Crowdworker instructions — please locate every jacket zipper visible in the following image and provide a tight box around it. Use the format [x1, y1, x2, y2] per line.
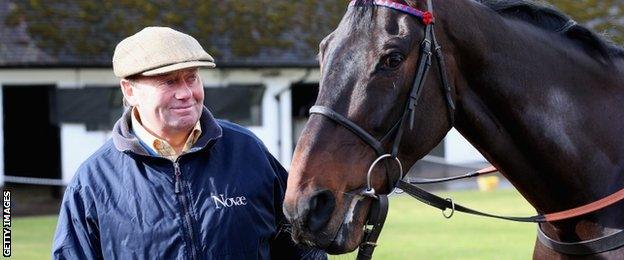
[173, 160, 199, 260]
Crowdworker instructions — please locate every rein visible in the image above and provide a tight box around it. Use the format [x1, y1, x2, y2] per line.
[398, 169, 624, 255]
[312, 0, 624, 258]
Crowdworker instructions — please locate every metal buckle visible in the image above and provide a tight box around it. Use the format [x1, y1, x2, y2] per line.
[361, 188, 378, 199]
[363, 241, 378, 247]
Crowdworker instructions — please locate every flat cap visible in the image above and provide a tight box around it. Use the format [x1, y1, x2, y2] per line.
[112, 26, 215, 78]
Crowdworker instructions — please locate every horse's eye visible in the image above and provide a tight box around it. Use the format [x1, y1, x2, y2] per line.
[381, 53, 404, 70]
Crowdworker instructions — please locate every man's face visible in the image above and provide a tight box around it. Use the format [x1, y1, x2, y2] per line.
[122, 68, 204, 137]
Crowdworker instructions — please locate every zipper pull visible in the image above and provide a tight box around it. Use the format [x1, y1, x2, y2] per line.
[174, 162, 181, 194]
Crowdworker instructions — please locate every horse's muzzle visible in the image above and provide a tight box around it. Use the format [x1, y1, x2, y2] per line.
[284, 189, 336, 245]
[306, 189, 336, 232]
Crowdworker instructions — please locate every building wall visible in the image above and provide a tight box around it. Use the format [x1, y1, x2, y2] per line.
[444, 128, 486, 164]
[61, 124, 111, 184]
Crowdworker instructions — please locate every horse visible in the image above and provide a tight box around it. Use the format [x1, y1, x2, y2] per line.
[282, 0, 624, 258]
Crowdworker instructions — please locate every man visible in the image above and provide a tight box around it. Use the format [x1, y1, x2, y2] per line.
[52, 26, 326, 259]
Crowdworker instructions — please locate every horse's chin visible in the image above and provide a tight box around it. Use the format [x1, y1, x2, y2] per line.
[298, 193, 372, 255]
[324, 218, 366, 254]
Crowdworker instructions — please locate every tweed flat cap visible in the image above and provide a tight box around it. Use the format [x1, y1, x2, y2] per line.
[112, 26, 215, 78]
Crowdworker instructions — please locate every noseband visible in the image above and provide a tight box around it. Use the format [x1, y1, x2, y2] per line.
[309, 0, 456, 259]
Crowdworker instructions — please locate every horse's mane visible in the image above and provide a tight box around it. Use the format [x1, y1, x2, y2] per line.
[477, 0, 624, 61]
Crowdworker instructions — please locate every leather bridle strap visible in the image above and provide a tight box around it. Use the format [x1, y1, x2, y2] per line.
[537, 225, 624, 255]
[309, 106, 385, 156]
[544, 188, 624, 221]
[432, 28, 456, 125]
[405, 22, 434, 133]
[408, 165, 497, 184]
[398, 178, 624, 224]
[356, 195, 389, 260]
[309, 105, 397, 193]
[397, 180, 547, 222]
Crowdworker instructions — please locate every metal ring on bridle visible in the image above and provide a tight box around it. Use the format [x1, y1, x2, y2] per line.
[366, 154, 404, 193]
[443, 198, 455, 219]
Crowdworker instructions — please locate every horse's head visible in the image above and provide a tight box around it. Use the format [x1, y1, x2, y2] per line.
[284, 0, 456, 254]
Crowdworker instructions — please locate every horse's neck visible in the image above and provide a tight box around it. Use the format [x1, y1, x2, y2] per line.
[437, 0, 624, 233]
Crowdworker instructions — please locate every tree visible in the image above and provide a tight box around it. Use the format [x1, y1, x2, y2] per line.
[544, 0, 624, 45]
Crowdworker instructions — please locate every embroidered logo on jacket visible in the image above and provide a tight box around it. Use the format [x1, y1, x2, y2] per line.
[211, 194, 247, 209]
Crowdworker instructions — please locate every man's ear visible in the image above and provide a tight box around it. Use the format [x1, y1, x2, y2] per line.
[120, 79, 137, 106]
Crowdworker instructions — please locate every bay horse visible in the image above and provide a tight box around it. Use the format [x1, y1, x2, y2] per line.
[283, 0, 624, 258]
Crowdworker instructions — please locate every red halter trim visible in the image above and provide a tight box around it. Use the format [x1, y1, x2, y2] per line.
[349, 0, 434, 25]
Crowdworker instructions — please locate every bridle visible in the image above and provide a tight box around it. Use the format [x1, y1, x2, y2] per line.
[309, 0, 624, 259]
[310, 0, 454, 258]
[311, 0, 455, 196]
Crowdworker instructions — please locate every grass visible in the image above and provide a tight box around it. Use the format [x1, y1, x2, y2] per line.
[330, 188, 537, 260]
[12, 215, 57, 260]
[10, 189, 536, 259]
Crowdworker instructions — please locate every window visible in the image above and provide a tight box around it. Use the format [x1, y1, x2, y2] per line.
[203, 85, 265, 126]
[56, 87, 123, 131]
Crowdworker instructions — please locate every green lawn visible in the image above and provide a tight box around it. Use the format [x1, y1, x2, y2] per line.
[12, 215, 57, 260]
[330, 189, 537, 260]
[12, 189, 536, 259]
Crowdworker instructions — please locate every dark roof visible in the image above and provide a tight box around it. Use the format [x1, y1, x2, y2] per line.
[0, 1, 348, 68]
[0, 1, 55, 66]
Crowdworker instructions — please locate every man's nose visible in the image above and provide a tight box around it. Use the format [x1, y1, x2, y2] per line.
[174, 84, 193, 99]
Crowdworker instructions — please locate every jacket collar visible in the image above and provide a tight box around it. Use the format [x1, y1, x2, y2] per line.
[112, 106, 223, 156]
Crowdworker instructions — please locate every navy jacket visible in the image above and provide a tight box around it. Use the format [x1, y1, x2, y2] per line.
[52, 107, 325, 259]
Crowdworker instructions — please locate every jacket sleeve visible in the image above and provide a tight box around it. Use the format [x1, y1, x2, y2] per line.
[52, 185, 102, 259]
[267, 153, 328, 260]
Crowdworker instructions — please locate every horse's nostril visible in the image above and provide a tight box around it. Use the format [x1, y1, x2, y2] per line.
[307, 190, 335, 232]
